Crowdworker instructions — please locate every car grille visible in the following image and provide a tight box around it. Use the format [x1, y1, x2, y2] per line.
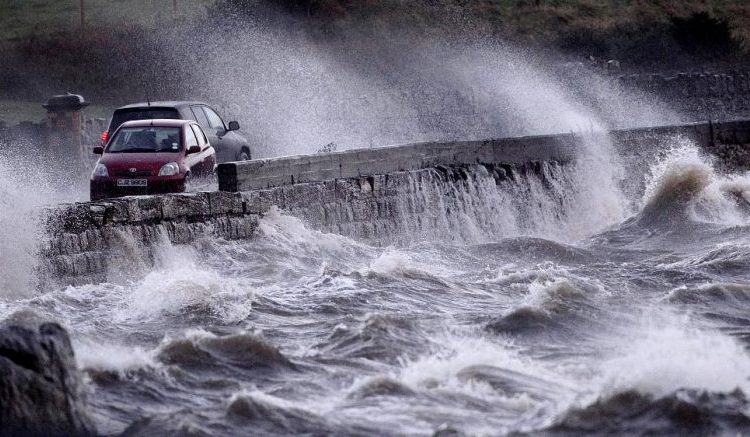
[113, 169, 154, 177]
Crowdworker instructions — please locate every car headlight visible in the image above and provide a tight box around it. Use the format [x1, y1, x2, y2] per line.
[158, 162, 180, 176]
[93, 163, 108, 177]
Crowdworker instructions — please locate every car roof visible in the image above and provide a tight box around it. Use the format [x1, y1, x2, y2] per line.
[115, 101, 208, 110]
[119, 119, 195, 128]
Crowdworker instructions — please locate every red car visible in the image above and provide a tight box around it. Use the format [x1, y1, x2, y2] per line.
[90, 119, 216, 201]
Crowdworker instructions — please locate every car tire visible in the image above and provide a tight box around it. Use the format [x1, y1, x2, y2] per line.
[239, 148, 251, 161]
[184, 172, 192, 192]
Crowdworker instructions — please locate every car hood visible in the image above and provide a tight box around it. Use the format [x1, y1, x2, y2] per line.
[99, 152, 182, 174]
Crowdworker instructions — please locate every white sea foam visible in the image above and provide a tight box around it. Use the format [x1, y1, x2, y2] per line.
[0, 146, 86, 297]
[597, 319, 750, 398]
[104, 236, 255, 323]
[369, 251, 414, 275]
[75, 340, 158, 375]
[258, 206, 371, 257]
[639, 142, 750, 226]
[397, 335, 570, 397]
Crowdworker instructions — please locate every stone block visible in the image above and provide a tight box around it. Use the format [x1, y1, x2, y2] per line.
[207, 191, 243, 215]
[101, 200, 130, 225]
[70, 253, 93, 275]
[297, 168, 339, 183]
[170, 221, 198, 244]
[258, 189, 280, 212]
[125, 196, 162, 222]
[84, 252, 105, 273]
[88, 204, 106, 226]
[217, 162, 238, 192]
[241, 191, 262, 214]
[57, 204, 95, 234]
[245, 174, 290, 191]
[304, 205, 325, 225]
[492, 134, 575, 165]
[453, 141, 492, 165]
[338, 160, 363, 179]
[226, 216, 257, 239]
[370, 174, 386, 197]
[162, 193, 210, 220]
[354, 159, 380, 176]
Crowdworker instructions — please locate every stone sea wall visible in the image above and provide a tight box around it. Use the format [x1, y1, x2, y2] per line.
[41, 191, 256, 287]
[40, 120, 750, 287]
[41, 162, 559, 287]
[219, 120, 750, 193]
[217, 133, 577, 191]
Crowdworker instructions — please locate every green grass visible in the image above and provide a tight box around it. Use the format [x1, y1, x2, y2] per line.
[0, 0, 216, 42]
[231, 0, 750, 53]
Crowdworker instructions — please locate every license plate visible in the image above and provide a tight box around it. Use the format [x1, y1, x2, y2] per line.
[117, 179, 147, 187]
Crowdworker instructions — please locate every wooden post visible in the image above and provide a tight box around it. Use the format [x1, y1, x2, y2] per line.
[79, 0, 85, 38]
[173, 0, 177, 18]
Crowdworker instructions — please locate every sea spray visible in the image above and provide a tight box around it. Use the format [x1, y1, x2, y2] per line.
[0, 144, 85, 296]
[639, 142, 750, 227]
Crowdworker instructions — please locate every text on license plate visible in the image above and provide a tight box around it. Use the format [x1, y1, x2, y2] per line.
[117, 179, 147, 187]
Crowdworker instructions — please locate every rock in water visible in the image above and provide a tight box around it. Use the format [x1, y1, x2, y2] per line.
[0, 319, 95, 436]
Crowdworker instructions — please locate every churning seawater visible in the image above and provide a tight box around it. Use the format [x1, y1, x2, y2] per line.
[3, 135, 750, 436]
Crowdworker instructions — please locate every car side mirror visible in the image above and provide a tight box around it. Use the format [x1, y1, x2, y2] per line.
[228, 121, 240, 131]
[186, 145, 201, 154]
[93, 146, 104, 155]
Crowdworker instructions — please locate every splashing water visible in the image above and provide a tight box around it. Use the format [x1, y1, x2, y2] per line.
[1, 17, 749, 435]
[0, 144, 86, 297]
[637, 143, 750, 227]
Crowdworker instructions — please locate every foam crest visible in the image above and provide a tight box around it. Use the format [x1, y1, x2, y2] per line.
[369, 251, 413, 275]
[75, 340, 158, 375]
[523, 278, 588, 311]
[365, 249, 451, 284]
[117, 239, 254, 323]
[598, 320, 750, 398]
[226, 389, 331, 433]
[258, 206, 371, 257]
[637, 143, 750, 227]
[155, 328, 293, 370]
[694, 172, 750, 225]
[397, 335, 566, 398]
[639, 144, 712, 221]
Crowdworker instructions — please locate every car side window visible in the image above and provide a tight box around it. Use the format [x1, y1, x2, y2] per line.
[185, 126, 199, 149]
[203, 107, 226, 131]
[191, 106, 210, 130]
[191, 124, 208, 147]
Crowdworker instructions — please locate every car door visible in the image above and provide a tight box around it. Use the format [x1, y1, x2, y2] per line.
[183, 124, 202, 175]
[203, 106, 240, 163]
[190, 124, 215, 176]
[189, 105, 226, 162]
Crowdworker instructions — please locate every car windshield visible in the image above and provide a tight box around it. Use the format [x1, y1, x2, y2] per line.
[107, 127, 182, 153]
[110, 108, 181, 132]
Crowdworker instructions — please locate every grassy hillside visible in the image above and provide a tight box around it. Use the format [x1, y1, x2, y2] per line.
[0, 0, 215, 42]
[222, 0, 750, 66]
[2, 0, 750, 107]
[242, 0, 750, 47]
[4, 0, 750, 58]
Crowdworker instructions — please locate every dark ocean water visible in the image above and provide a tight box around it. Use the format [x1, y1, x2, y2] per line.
[2, 139, 750, 436]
